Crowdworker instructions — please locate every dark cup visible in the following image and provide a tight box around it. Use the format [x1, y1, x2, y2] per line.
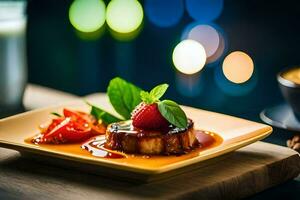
[277, 66, 300, 120]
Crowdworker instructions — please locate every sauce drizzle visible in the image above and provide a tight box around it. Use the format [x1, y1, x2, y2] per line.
[81, 129, 219, 158]
[81, 136, 126, 159]
[25, 129, 223, 168]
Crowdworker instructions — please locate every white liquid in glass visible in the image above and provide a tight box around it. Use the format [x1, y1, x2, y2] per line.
[0, 2, 26, 112]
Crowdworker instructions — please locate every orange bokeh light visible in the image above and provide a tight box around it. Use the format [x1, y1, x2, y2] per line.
[222, 51, 254, 84]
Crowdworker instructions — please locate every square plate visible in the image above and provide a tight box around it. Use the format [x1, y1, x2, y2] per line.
[0, 100, 272, 182]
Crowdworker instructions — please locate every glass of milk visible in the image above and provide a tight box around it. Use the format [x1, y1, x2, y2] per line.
[0, 1, 27, 117]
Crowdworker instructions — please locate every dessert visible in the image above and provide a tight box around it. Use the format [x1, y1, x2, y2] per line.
[105, 119, 198, 155]
[28, 77, 221, 158]
[102, 82, 198, 155]
[103, 82, 215, 155]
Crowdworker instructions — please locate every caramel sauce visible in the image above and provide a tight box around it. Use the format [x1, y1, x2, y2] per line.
[25, 130, 223, 168]
[107, 119, 194, 137]
[82, 135, 126, 159]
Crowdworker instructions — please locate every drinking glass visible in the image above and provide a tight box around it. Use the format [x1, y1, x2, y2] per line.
[0, 1, 27, 117]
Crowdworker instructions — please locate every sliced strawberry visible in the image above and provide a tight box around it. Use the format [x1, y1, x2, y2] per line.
[34, 109, 105, 144]
[131, 103, 170, 130]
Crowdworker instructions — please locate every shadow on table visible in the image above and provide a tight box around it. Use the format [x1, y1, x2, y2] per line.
[247, 180, 300, 200]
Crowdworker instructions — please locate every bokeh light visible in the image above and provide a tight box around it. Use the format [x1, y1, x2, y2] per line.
[106, 0, 143, 34]
[181, 23, 227, 65]
[188, 25, 219, 57]
[206, 33, 226, 64]
[69, 0, 106, 33]
[215, 64, 258, 96]
[145, 0, 184, 28]
[172, 40, 207, 75]
[185, 0, 223, 22]
[222, 51, 254, 83]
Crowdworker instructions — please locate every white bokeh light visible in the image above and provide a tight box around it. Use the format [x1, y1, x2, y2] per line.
[172, 40, 207, 75]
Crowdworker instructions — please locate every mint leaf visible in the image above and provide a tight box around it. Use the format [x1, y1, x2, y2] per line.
[149, 84, 169, 100]
[158, 100, 187, 128]
[51, 112, 62, 117]
[140, 91, 153, 104]
[107, 77, 142, 119]
[140, 83, 169, 104]
[90, 104, 121, 125]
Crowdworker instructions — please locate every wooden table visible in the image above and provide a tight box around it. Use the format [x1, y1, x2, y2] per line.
[0, 84, 299, 200]
[0, 142, 299, 200]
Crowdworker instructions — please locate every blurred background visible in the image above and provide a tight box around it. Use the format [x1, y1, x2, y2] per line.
[1, 1, 300, 196]
[20, 0, 300, 121]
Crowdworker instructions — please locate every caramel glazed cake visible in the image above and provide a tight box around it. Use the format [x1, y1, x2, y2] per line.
[105, 119, 200, 155]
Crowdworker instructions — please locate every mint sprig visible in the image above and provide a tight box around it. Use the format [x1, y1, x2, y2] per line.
[88, 77, 188, 129]
[140, 84, 169, 104]
[88, 77, 142, 124]
[107, 77, 142, 119]
[140, 83, 188, 128]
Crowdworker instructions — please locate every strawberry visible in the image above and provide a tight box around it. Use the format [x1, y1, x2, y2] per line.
[131, 83, 187, 130]
[131, 102, 170, 130]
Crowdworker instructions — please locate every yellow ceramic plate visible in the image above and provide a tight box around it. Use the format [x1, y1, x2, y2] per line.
[0, 100, 272, 181]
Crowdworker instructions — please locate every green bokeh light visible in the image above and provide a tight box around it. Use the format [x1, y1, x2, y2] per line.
[106, 0, 143, 34]
[69, 0, 106, 33]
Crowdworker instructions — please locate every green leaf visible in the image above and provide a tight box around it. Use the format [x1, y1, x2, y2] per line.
[107, 77, 142, 119]
[90, 104, 121, 125]
[149, 84, 169, 100]
[158, 100, 187, 128]
[50, 112, 62, 117]
[140, 83, 169, 104]
[140, 91, 153, 104]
